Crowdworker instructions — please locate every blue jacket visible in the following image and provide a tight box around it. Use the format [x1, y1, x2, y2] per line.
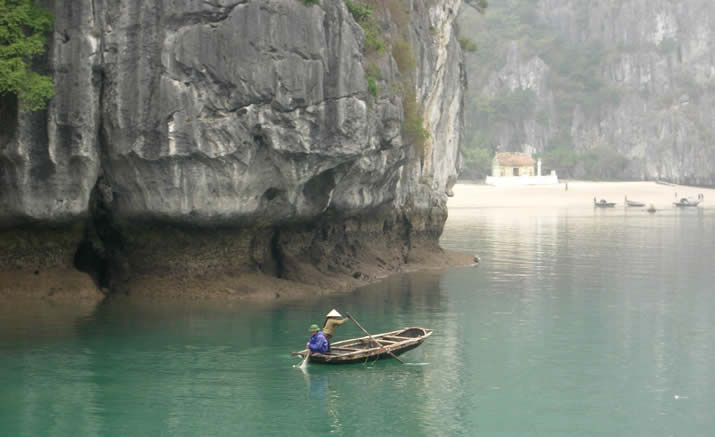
[308, 331, 329, 354]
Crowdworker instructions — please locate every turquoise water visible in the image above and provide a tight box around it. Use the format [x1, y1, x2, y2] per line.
[2, 205, 715, 436]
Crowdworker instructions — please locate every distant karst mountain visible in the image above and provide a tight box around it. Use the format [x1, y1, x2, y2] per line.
[459, 0, 715, 185]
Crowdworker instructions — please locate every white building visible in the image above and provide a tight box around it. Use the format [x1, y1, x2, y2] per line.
[485, 152, 558, 186]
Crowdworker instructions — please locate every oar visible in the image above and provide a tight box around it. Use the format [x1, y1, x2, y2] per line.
[346, 313, 404, 364]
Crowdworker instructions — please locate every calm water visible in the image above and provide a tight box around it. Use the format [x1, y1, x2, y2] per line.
[2, 205, 715, 436]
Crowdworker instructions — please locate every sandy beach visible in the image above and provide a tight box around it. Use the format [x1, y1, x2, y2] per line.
[448, 181, 714, 210]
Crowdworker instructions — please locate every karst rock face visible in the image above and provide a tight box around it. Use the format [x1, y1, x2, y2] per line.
[461, 0, 714, 185]
[0, 0, 465, 295]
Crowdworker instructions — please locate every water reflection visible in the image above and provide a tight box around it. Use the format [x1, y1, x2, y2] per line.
[0, 299, 100, 345]
[1, 206, 715, 435]
[441, 204, 715, 435]
[299, 370, 344, 433]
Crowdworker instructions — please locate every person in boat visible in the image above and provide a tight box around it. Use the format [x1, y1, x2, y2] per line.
[322, 309, 350, 351]
[307, 324, 329, 354]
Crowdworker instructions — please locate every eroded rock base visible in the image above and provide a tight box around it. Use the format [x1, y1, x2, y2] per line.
[0, 207, 471, 301]
[0, 227, 105, 301]
[106, 206, 471, 299]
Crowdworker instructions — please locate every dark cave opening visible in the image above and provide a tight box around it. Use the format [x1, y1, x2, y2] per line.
[73, 238, 110, 289]
[270, 229, 285, 279]
[72, 176, 123, 291]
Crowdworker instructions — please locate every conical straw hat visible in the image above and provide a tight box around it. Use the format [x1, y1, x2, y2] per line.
[326, 309, 342, 318]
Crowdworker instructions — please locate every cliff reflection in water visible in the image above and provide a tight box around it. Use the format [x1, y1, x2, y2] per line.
[0, 272, 460, 436]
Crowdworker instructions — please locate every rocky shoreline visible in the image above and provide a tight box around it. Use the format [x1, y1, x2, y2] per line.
[104, 247, 474, 302]
[1, 205, 473, 302]
[0, 239, 473, 303]
[1, 226, 105, 302]
[0, 250, 473, 303]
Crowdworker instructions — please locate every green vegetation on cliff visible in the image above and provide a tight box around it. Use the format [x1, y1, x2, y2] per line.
[344, 0, 430, 167]
[0, 0, 55, 111]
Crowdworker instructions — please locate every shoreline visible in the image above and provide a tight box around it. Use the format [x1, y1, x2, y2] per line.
[448, 180, 714, 210]
[5, 180, 710, 304]
[1, 207, 476, 303]
[99, 247, 475, 302]
[0, 247, 474, 304]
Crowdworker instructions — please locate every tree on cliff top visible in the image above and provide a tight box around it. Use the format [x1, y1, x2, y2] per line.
[0, 0, 55, 111]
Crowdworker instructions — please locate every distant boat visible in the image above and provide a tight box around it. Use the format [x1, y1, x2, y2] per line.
[673, 195, 702, 207]
[594, 197, 616, 208]
[647, 204, 657, 213]
[625, 196, 645, 207]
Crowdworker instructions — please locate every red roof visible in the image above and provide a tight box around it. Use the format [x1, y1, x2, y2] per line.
[495, 152, 535, 167]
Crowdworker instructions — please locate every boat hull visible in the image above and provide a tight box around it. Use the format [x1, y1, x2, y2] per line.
[674, 196, 703, 207]
[294, 327, 432, 365]
[308, 341, 425, 364]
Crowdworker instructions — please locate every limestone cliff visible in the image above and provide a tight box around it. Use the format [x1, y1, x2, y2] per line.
[0, 0, 466, 298]
[460, 0, 714, 185]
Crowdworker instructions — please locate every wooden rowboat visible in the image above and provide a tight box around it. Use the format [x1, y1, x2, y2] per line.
[293, 327, 432, 364]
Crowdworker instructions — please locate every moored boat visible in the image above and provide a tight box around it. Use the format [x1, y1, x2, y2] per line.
[673, 196, 701, 207]
[594, 197, 616, 208]
[293, 327, 432, 364]
[625, 196, 645, 207]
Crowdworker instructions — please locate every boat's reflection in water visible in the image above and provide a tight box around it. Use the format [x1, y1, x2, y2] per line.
[300, 369, 344, 434]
